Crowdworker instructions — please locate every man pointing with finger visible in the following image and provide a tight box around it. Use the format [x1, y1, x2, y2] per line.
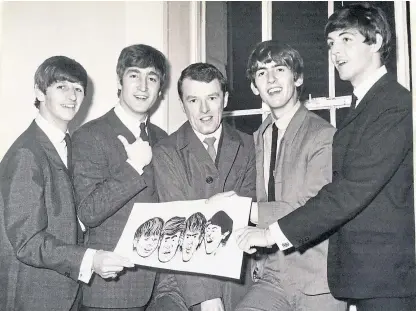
[71, 44, 168, 311]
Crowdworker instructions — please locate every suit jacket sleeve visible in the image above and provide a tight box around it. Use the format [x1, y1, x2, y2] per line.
[71, 129, 148, 227]
[3, 149, 85, 281]
[258, 126, 335, 227]
[279, 102, 412, 248]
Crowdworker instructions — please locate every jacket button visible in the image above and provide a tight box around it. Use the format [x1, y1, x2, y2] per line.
[333, 171, 338, 178]
[206, 176, 214, 184]
[64, 272, 70, 277]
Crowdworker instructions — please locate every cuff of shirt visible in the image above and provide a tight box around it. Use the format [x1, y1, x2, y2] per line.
[126, 159, 144, 175]
[78, 248, 97, 283]
[268, 222, 293, 250]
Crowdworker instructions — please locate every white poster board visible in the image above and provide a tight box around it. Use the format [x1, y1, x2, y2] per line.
[114, 196, 252, 279]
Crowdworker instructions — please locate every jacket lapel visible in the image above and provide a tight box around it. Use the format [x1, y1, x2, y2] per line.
[106, 108, 136, 144]
[337, 73, 391, 131]
[216, 122, 243, 190]
[253, 115, 273, 202]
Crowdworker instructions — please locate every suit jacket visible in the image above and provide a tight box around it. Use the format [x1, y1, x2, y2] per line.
[254, 105, 336, 295]
[279, 73, 415, 299]
[71, 108, 167, 308]
[0, 121, 86, 311]
[149, 121, 256, 309]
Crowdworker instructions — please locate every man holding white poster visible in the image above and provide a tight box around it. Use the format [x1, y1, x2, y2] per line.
[147, 63, 256, 311]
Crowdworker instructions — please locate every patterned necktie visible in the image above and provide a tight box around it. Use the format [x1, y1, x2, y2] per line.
[350, 94, 358, 110]
[268, 124, 278, 202]
[139, 122, 149, 142]
[204, 137, 217, 163]
[64, 133, 72, 172]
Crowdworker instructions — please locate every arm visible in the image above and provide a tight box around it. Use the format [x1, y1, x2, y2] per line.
[279, 104, 412, 248]
[3, 149, 85, 280]
[71, 130, 148, 227]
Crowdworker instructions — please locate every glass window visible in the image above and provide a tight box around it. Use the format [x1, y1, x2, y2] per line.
[272, 1, 329, 101]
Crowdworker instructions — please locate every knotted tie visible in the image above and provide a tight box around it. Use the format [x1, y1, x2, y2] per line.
[350, 94, 358, 110]
[268, 124, 278, 202]
[64, 133, 72, 172]
[204, 137, 217, 163]
[139, 122, 149, 142]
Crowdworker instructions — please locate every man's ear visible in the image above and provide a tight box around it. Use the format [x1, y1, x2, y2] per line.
[117, 77, 122, 90]
[34, 85, 45, 102]
[223, 91, 229, 109]
[294, 74, 304, 87]
[179, 99, 186, 113]
[250, 82, 260, 96]
[372, 33, 383, 54]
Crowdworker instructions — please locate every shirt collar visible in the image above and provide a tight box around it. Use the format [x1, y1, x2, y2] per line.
[114, 103, 148, 136]
[353, 65, 387, 102]
[35, 113, 67, 146]
[192, 123, 223, 145]
[272, 101, 301, 130]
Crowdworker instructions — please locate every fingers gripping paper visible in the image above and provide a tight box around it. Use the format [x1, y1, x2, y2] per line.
[114, 196, 252, 279]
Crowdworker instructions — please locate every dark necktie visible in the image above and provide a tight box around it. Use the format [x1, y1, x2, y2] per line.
[204, 137, 217, 163]
[268, 124, 278, 202]
[139, 122, 149, 142]
[350, 94, 358, 110]
[64, 133, 72, 172]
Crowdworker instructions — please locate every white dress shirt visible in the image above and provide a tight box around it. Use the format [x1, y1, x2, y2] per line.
[35, 114, 95, 283]
[272, 65, 389, 251]
[193, 124, 223, 156]
[114, 104, 148, 174]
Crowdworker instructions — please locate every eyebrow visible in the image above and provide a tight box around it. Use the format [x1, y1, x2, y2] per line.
[327, 30, 357, 39]
[208, 92, 220, 97]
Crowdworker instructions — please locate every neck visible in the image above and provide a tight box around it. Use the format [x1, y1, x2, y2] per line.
[351, 58, 382, 89]
[270, 96, 298, 120]
[39, 108, 68, 133]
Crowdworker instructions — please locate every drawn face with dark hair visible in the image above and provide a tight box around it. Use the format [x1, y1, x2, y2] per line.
[182, 229, 203, 262]
[158, 231, 182, 263]
[204, 223, 230, 254]
[133, 234, 160, 258]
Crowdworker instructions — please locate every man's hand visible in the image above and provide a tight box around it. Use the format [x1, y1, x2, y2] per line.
[118, 135, 152, 168]
[234, 226, 275, 254]
[200, 298, 225, 311]
[205, 191, 237, 204]
[92, 250, 134, 279]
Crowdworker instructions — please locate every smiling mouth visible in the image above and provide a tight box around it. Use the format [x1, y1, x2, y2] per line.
[267, 87, 282, 95]
[134, 95, 148, 100]
[200, 116, 212, 122]
[62, 104, 76, 108]
[336, 60, 347, 66]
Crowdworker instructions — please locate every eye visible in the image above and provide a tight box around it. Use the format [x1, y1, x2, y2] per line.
[343, 37, 352, 43]
[56, 84, 65, 90]
[148, 76, 159, 83]
[276, 67, 285, 72]
[208, 96, 217, 101]
[256, 71, 265, 78]
[327, 41, 334, 49]
[75, 87, 84, 93]
[129, 73, 138, 79]
[189, 99, 197, 104]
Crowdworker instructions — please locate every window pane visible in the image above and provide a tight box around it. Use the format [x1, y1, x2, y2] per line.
[223, 114, 262, 135]
[272, 2, 329, 101]
[205, 1, 262, 111]
[333, 1, 397, 96]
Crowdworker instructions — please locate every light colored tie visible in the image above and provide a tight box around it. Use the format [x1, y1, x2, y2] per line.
[204, 137, 217, 162]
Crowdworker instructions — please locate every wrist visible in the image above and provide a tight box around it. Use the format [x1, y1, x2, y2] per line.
[264, 228, 275, 246]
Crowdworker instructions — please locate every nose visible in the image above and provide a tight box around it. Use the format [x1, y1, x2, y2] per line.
[68, 87, 77, 101]
[200, 99, 209, 113]
[267, 69, 276, 84]
[138, 77, 147, 92]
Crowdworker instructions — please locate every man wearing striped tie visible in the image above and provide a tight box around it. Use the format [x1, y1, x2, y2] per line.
[147, 63, 256, 311]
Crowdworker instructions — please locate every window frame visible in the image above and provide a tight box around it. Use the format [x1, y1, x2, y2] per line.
[194, 1, 411, 128]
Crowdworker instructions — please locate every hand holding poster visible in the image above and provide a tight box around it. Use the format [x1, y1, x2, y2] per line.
[114, 196, 252, 279]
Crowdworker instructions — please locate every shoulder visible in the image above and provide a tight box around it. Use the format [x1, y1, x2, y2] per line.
[303, 110, 336, 136]
[377, 78, 411, 109]
[148, 122, 168, 140]
[72, 111, 112, 141]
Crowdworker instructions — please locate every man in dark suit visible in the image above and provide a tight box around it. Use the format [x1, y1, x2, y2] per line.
[147, 63, 256, 311]
[71, 44, 168, 311]
[0, 56, 133, 311]
[236, 3, 415, 311]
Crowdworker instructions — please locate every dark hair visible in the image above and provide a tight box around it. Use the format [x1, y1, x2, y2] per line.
[177, 63, 228, 101]
[246, 40, 304, 89]
[34, 56, 87, 108]
[185, 212, 207, 234]
[325, 3, 391, 64]
[116, 44, 168, 97]
[134, 217, 164, 239]
[162, 216, 186, 236]
[207, 210, 233, 244]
